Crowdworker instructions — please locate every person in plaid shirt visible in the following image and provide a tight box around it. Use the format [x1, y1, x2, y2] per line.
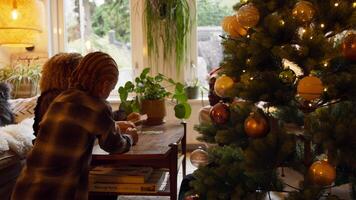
[11, 52, 137, 200]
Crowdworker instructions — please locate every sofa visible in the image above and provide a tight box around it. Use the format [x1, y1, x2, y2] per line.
[0, 96, 37, 199]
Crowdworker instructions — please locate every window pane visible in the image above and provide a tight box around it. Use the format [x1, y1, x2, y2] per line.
[196, 0, 237, 89]
[64, 0, 132, 92]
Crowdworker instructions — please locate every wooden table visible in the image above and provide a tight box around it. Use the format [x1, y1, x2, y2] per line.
[90, 121, 187, 200]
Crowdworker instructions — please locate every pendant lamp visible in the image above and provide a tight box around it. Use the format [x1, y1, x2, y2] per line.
[0, 0, 45, 47]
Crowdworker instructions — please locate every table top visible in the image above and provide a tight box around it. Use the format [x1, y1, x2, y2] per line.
[92, 121, 184, 160]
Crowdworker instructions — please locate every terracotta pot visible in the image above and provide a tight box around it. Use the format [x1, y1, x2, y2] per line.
[141, 99, 166, 126]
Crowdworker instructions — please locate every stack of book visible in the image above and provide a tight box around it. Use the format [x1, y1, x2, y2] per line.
[89, 166, 168, 193]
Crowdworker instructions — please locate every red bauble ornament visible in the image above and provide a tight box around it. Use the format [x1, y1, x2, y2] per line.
[244, 112, 270, 138]
[342, 33, 356, 61]
[209, 102, 230, 125]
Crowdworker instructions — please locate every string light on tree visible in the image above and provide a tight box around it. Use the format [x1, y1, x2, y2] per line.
[308, 160, 336, 186]
[292, 1, 315, 24]
[236, 3, 260, 28]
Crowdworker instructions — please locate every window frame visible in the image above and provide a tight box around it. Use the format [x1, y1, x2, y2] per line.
[48, 0, 201, 98]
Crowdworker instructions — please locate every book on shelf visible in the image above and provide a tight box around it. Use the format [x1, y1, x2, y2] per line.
[89, 166, 153, 184]
[89, 169, 168, 193]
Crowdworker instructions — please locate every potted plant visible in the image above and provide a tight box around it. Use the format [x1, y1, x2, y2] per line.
[144, 0, 193, 74]
[184, 78, 200, 99]
[0, 63, 41, 98]
[119, 68, 191, 125]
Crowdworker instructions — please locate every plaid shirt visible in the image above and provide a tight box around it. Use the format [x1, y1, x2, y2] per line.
[11, 89, 132, 200]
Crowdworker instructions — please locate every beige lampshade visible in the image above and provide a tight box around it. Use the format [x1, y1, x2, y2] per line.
[0, 0, 45, 47]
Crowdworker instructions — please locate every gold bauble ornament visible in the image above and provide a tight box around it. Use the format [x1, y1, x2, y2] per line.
[214, 75, 235, 98]
[308, 160, 336, 186]
[342, 33, 356, 61]
[221, 16, 247, 37]
[236, 3, 260, 28]
[297, 76, 324, 101]
[279, 69, 296, 84]
[244, 112, 270, 138]
[292, 1, 315, 23]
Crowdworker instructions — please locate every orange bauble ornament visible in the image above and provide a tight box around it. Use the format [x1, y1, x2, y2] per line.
[214, 75, 234, 97]
[342, 33, 356, 61]
[236, 3, 260, 28]
[221, 16, 247, 37]
[308, 160, 336, 186]
[244, 112, 270, 138]
[297, 76, 324, 101]
[292, 1, 315, 23]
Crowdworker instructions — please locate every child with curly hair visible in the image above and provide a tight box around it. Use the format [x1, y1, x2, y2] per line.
[11, 52, 138, 200]
[33, 52, 83, 136]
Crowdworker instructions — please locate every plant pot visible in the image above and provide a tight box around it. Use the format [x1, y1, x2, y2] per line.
[141, 99, 166, 126]
[185, 86, 199, 99]
[9, 78, 38, 99]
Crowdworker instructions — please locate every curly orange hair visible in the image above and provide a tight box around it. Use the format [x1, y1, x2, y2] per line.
[40, 53, 82, 92]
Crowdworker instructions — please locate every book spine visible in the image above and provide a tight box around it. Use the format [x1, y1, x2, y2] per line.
[89, 176, 144, 184]
[89, 183, 157, 193]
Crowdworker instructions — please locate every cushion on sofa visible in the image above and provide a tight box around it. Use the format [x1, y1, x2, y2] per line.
[8, 96, 37, 123]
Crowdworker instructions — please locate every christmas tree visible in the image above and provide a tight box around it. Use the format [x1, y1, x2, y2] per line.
[188, 0, 356, 199]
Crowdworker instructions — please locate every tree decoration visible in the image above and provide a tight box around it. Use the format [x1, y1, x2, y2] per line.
[221, 16, 247, 37]
[279, 69, 297, 84]
[190, 148, 209, 168]
[297, 76, 324, 101]
[342, 33, 356, 61]
[198, 107, 212, 124]
[236, 3, 260, 28]
[210, 102, 230, 125]
[308, 160, 336, 186]
[244, 112, 270, 138]
[214, 74, 235, 97]
[292, 1, 315, 24]
[184, 194, 200, 200]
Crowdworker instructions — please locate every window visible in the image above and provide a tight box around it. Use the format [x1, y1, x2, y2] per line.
[63, 0, 132, 90]
[195, 0, 237, 88]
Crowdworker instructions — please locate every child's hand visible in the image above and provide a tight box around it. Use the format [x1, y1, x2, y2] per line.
[126, 128, 139, 145]
[116, 121, 136, 132]
[127, 112, 141, 123]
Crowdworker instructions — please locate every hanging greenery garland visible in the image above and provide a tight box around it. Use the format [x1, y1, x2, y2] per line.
[144, 0, 193, 75]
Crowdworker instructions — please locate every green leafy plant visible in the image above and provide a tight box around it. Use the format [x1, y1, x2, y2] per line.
[144, 0, 193, 75]
[119, 68, 191, 119]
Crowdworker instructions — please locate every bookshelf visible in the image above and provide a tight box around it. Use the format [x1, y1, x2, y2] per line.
[90, 121, 187, 200]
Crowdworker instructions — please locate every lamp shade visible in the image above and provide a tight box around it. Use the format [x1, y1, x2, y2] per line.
[0, 0, 45, 47]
